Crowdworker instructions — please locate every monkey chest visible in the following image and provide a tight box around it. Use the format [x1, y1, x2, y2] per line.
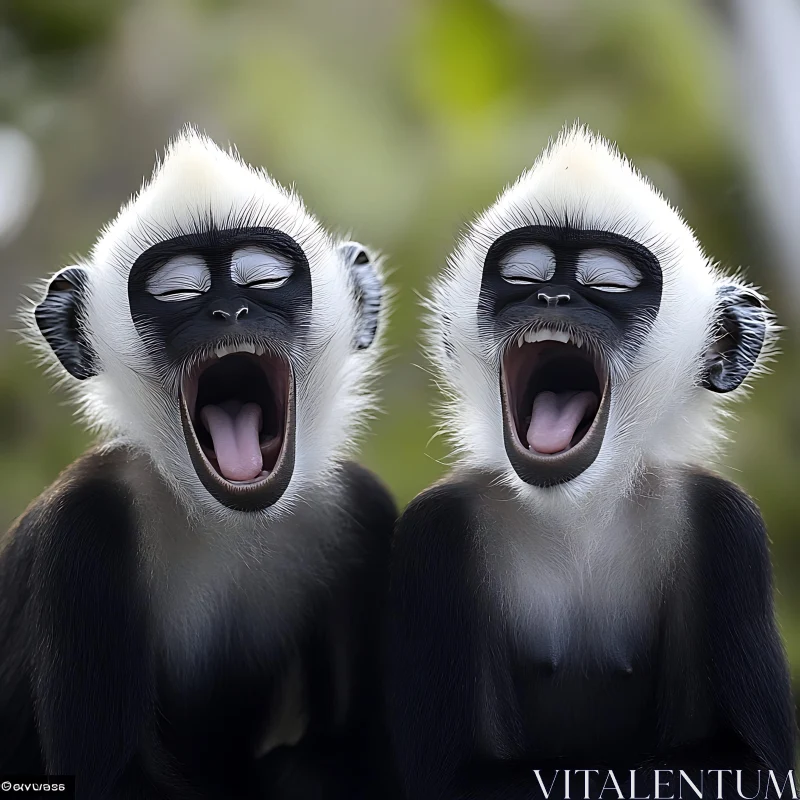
[153, 568, 317, 758]
[511, 650, 658, 761]
[502, 557, 663, 760]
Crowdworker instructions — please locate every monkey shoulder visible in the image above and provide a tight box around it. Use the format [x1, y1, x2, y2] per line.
[682, 467, 769, 563]
[0, 447, 134, 649]
[683, 467, 764, 523]
[4, 446, 147, 648]
[8, 446, 140, 550]
[396, 474, 483, 531]
[680, 470, 795, 769]
[320, 461, 398, 578]
[337, 461, 397, 534]
[671, 468, 783, 705]
[392, 475, 488, 584]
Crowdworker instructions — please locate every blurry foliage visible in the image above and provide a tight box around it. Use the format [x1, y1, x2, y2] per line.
[0, 348, 88, 527]
[0, 0, 799, 684]
[406, 0, 524, 119]
[2, 0, 127, 55]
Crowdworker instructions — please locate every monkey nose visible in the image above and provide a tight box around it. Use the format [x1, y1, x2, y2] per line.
[536, 291, 571, 308]
[210, 303, 250, 322]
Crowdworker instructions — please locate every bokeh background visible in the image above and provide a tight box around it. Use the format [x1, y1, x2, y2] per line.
[1, 0, 799, 706]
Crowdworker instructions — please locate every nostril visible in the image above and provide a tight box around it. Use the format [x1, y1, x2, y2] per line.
[537, 292, 571, 308]
[211, 306, 249, 322]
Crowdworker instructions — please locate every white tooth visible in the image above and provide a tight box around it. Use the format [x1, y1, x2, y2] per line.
[239, 342, 256, 354]
[255, 343, 265, 356]
[521, 328, 584, 346]
[215, 346, 226, 358]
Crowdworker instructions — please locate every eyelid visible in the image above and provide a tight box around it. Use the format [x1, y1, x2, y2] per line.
[146, 255, 210, 299]
[246, 277, 289, 288]
[499, 244, 556, 284]
[152, 290, 205, 302]
[231, 247, 293, 287]
[587, 285, 631, 293]
[575, 249, 641, 291]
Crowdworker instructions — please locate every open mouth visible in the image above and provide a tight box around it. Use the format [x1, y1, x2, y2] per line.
[179, 345, 295, 511]
[500, 329, 610, 487]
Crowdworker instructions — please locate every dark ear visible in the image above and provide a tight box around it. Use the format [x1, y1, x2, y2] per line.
[702, 285, 767, 393]
[339, 241, 382, 350]
[34, 266, 98, 380]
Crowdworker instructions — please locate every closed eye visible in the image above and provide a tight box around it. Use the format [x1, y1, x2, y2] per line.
[147, 255, 210, 302]
[244, 276, 289, 290]
[503, 274, 540, 285]
[232, 247, 292, 289]
[576, 249, 641, 292]
[582, 283, 635, 293]
[153, 289, 206, 301]
[499, 244, 556, 285]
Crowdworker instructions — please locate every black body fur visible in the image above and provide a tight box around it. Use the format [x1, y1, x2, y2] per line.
[0, 448, 398, 799]
[387, 469, 796, 799]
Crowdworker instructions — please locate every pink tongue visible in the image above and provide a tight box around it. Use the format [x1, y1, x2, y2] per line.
[200, 400, 264, 482]
[526, 391, 597, 455]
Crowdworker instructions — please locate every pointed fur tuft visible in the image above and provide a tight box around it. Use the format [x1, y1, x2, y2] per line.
[20, 126, 387, 521]
[425, 124, 777, 513]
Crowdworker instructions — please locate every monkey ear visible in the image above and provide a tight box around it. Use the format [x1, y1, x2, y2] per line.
[339, 241, 382, 350]
[702, 285, 767, 393]
[34, 266, 99, 380]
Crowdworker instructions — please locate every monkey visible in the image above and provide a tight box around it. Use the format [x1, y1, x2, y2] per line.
[0, 128, 398, 799]
[387, 126, 797, 799]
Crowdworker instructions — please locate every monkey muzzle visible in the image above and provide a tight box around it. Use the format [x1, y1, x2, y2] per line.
[500, 331, 610, 487]
[179, 347, 295, 511]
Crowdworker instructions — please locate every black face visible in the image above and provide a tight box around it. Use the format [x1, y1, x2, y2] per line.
[128, 227, 311, 512]
[480, 226, 663, 487]
[128, 227, 311, 365]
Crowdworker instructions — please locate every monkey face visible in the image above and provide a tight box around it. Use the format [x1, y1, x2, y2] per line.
[479, 227, 662, 487]
[428, 127, 773, 501]
[124, 228, 310, 511]
[31, 130, 385, 519]
[125, 228, 310, 511]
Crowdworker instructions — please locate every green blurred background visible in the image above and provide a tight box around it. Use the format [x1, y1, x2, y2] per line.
[1, 0, 798, 703]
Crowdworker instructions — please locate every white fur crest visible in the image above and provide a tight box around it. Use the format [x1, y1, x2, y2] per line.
[426, 124, 776, 516]
[24, 126, 386, 523]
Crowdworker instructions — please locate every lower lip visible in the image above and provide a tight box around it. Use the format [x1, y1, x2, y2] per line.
[178, 374, 297, 511]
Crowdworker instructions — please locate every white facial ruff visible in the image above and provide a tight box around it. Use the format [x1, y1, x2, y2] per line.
[23, 126, 387, 524]
[426, 124, 776, 519]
